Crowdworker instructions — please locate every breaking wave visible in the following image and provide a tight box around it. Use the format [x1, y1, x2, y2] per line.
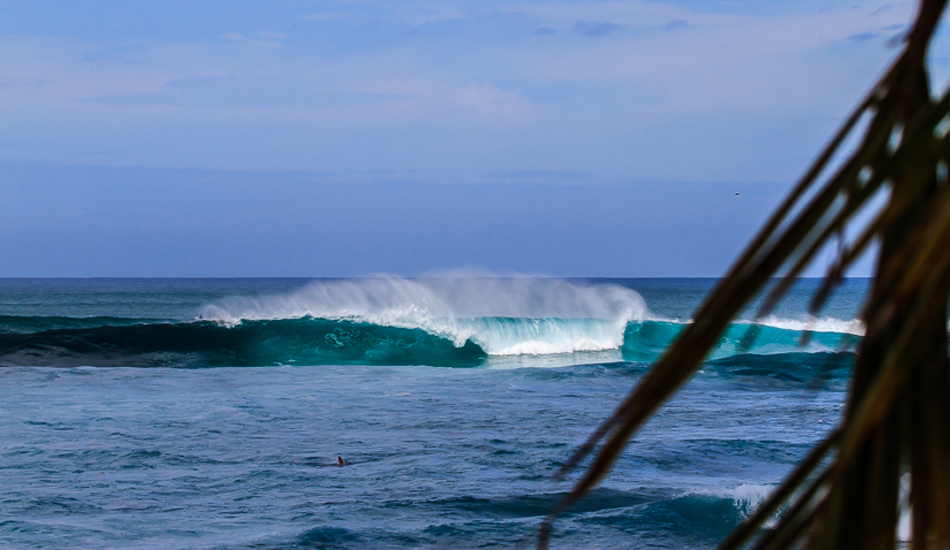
[0, 277, 862, 368]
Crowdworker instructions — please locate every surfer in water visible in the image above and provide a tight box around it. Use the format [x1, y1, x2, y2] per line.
[337, 456, 350, 466]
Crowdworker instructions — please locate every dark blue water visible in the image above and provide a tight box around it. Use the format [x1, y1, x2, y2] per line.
[0, 278, 860, 549]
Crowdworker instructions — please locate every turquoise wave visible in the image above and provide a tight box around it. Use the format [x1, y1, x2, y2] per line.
[291, 487, 758, 549]
[621, 321, 860, 362]
[0, 315, 860, 369]
[0, 318, 486, 368]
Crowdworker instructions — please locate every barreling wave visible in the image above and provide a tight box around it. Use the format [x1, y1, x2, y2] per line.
[0, 318, 486, 368]
[0, 316, 861, 369]
[0, 278, 864, 369]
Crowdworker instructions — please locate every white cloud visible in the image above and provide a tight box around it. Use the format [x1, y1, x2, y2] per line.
[221, 32, 246, 41]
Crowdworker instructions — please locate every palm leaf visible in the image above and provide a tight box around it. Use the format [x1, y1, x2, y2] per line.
[540, 0, 950, 548]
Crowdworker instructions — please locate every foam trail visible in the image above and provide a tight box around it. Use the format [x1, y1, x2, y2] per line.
[750, 315, 865, 336]
[201, 276, 651, 356]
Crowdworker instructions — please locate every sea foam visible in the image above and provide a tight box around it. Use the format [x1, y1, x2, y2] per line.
[750, 315, 865, 336]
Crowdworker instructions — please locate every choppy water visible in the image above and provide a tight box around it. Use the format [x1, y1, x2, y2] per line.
[0, 277, 862, 549]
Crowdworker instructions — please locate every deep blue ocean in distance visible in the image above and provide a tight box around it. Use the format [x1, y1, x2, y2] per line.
[0, 277, 867, 549]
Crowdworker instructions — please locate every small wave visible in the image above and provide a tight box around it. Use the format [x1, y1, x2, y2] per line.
[692, 483, 774, 518]
[296, 526, 361, 547]
[579, 491, 749, 542]
[0, 315, 161, 335]
[703, 352, 854, 386]
[410, 488, 654, 519]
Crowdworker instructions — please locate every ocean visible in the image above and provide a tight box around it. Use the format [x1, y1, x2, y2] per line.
[0, 277, 865, 549]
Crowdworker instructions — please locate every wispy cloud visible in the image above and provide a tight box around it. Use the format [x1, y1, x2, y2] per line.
[88, 75, 408, 109]
[872, 4, 894, 15]
[0, 77, 52, 89]
[572, 21, 623, 37]
[664, 19, 687, 31]
[848, 31, 879, 42]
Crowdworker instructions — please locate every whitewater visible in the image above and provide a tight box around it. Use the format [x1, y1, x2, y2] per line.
[0, 277, 864, 549]
[200, 276, 652, 355]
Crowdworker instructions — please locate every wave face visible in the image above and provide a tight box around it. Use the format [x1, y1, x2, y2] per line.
[620, 320, 860, 362]
[0, 277, 864, 368]
[0, 318, 486, 368]
[0, 318, 859, 370]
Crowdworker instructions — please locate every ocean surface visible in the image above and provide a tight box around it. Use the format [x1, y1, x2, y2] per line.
[0, 277, 866, 549]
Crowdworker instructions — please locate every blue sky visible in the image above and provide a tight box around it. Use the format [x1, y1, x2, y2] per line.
[1, 0, 944, 276]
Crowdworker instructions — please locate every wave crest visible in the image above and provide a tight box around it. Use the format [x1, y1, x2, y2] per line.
[201, 277, 651, 355]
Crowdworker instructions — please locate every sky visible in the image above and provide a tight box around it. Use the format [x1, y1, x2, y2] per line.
[1, 0, 946, 277]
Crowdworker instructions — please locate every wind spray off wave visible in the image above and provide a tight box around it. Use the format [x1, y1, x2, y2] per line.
[200, 276, 652, 356]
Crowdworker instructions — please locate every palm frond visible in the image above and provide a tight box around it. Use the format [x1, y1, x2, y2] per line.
[540, 1, 950, 548]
